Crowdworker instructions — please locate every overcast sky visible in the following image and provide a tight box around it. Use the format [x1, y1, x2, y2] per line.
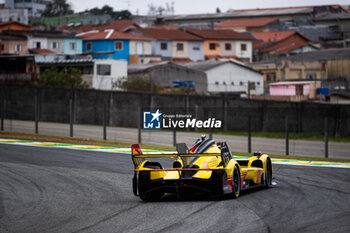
[67, 0, 350, 15]
[0, 0, 348, 15]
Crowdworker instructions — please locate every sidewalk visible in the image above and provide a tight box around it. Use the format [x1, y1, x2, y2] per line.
[2, 119, 349, 159]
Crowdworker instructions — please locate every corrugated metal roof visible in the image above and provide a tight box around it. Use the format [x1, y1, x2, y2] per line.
[270, 81, 321, 86]
[161, 8, 313, 21]
[128, 62, 204, 74]
[182, 59, 261, 74]
[37, 59, 95, 64]
[215, 18, 278, 28]
[284, 48, 350, 61]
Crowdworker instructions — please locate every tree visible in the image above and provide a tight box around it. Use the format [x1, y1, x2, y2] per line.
[35, 67, 88, 89]
[43, 0, 74, 17]
[216, 7, 221, 13]
[114, 76, 163, 92]
[86, 5, 132, 19]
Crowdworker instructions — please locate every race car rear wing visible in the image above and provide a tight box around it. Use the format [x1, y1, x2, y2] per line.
[131, 142, 232, 169]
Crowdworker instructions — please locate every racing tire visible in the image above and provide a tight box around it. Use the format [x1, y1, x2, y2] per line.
[231, 166, 241, 199]
[138, 165, 164, 201]
[264, 159, 272, 188]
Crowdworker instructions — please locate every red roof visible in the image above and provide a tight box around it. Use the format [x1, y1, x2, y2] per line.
[215, 18, 278, 28]
[170, 58, 193, 63]
[0, 22, 31, 29]
[29, 49, 55, 54]
[252, 31, 310, 54]
[184, 28, 254, 40]
[136, 28, 202, 41]
[205, 55, 242, 61]
[108, 20, 137, 30]
[60, 20, 139, 33]
[80, 30, 152, 41]
[152, 25, 180, 30]
[252, 31, 298, 42]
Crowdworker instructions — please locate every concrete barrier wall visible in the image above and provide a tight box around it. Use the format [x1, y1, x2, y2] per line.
[1, 85, 349, 137]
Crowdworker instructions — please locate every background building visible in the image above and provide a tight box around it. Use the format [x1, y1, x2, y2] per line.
[5, 0, 49, 18]
[128, 62, 207, 93]
[183, 60, 263, 95]
[0, 8, 28, 24]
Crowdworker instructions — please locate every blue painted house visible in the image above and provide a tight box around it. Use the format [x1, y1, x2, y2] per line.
[64, 37, 83, 54]
[81, 30, 150, 63]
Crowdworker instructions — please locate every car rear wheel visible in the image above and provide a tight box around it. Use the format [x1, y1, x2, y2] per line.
[139, 164, 164, 201]
[232, 167, 241, 198]
[264, 159, 272, 188]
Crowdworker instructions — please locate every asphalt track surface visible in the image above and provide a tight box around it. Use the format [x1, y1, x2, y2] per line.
[0, 144, 350, 233]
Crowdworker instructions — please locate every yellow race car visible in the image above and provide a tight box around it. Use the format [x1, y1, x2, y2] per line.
[131, 135, 273, 200]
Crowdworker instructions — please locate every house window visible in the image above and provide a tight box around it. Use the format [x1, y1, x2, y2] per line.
[15, 44, 22, 52]
[51, 42, 58, 49]
[1, 44, 4, 51]
[215, 81, 219, 85]
[69, 42, 76, 50]
[193, 45, 200, 51]
[240, 81, 243, 86]
[306, 73, 316, 80]
[86, 42, 92, 51]
[176, 43, 184, 51]
[266, 73, 276, 82]
[115, 41, 123, 50]
[35, 42, 41, 49]
[240, 43, 247, 51]
[160, 42, 167, 50]
[209, 43, 216, 50]
[231, 81, 234, 85]
[97, 64, 111, 76]
[225, 43, 231, 50]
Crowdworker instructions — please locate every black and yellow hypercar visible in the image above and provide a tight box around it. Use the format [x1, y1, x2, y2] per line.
[131, 135, 273, 200]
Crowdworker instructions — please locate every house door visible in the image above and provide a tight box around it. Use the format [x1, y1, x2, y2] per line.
[296, 85, 303, 95]
[136, 42, 143, 54]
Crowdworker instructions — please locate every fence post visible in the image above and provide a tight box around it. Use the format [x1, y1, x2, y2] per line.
[224, 96, 228, 131]
[103, 101, 107, 140]
[209, 111, 213, 139]
[285, 115, 289, 155]
[138, 106, 142, 144]
[35, 94, 38, 134]
[69, 99, 73, 137]
[324, 117, 328, 158]
[248, 115, 251, 153]
[1, 98, 4, 131]
[173, 126, 177, 147]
